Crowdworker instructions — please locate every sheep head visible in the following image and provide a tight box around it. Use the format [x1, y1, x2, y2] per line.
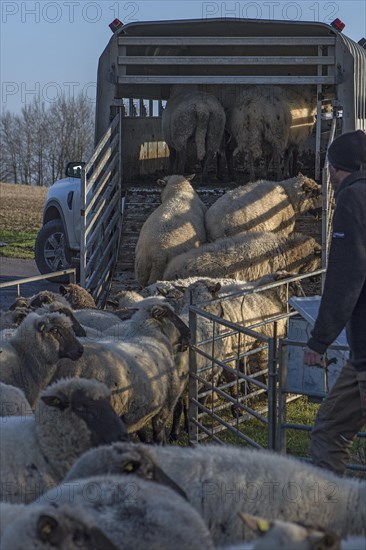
[151, 304, 191, 352]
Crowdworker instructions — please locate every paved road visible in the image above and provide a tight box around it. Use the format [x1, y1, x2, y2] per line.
[0, 257, 61, 310]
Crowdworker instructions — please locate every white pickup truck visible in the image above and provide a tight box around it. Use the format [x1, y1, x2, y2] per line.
[35, 162, 83, 281]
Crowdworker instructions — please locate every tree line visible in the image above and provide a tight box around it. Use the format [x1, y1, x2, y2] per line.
[0, 95, 94, 186]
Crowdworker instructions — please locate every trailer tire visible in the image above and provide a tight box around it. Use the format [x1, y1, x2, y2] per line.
[35, 219, 78, 283]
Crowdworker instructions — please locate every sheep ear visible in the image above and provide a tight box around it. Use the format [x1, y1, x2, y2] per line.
[152, 464, 188, 501]
[37, 515, 59, 542]
[41, 395, 67, 410]
[120, 459, 141, 474]
[59, 285, 67, 296]
[208, 282, 221, 294]
[14, 310, 28, 325]
[157, 177, 167, 186]
[151, 305, 167, 320]
[186, 173, 196, 182]
[237, 512, 271, 534]
[37, 321, 46, 333]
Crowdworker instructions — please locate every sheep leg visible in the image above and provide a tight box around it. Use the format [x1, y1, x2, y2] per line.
[169, 398, 183, 441]
[152, 410, 171, 444]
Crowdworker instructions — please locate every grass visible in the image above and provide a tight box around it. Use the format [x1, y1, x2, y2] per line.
[0, 182, 47, 259]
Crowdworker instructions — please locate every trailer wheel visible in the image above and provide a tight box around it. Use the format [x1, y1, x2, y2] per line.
[35, 219, 77, 283]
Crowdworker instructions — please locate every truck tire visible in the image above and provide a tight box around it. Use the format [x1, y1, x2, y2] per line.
[35, 219, 78, 283]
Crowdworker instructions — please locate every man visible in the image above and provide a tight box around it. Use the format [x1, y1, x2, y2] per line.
[303, 129, 366, 476]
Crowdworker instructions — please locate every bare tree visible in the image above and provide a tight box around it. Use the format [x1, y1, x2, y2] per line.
[0, 94, 94, 185]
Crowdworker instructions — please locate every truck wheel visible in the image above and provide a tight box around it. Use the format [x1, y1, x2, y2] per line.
[35, 219, 77, 283]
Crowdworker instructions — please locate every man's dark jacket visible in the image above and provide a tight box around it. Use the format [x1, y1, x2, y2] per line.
[307, 171, 366, 371]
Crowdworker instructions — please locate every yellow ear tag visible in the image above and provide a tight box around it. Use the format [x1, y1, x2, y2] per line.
[41, 522, 53, 535]
[257, 519, 270, 532]
[122, 461, 135, 472]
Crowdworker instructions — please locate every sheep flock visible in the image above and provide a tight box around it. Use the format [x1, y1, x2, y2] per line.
[1, 85, 361, 548]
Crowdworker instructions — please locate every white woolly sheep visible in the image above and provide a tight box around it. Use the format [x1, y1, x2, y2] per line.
[205, 174, 322, 242]
[0, 382, 32, 416]
[0, 311, 84, 407]
[162, 85, 226, 177]
[135, 174, 207, 286]
[7, 475, 215, 550]
[279, 86, 318, 177]
[52, 302, 191, 442]
[228, 86, 291, 180]
[163, 231, 321, 282]
[0, 502, 29, 538]
[64, 442, 366, 546]
[0, 377, 128, 503]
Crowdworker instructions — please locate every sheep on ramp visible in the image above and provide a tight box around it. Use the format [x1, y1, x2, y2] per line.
[65, 442, 366, 546]
[52, 302, 191, 442]
[163, 231, 321, 282]
[135, 174, 207, 286]
[205, 174, 322, 241]
[0, 311, 83, 407]
[162, 85, 226, 177]
[0, 377, 128, 503]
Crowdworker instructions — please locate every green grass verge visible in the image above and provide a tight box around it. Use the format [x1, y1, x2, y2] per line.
[0, 230, 38, 260]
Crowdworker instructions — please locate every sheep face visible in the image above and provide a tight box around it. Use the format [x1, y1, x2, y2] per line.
[39, 302, 86, 337]
[151, 304, 191, 352]
[1, 505, 119, 550]
[66, 442, 186, 500]
[34, 313, 84, 361]
[36, 379, 128, 478]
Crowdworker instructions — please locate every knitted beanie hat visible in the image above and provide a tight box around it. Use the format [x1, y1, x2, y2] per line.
[327, 130, 366, 172]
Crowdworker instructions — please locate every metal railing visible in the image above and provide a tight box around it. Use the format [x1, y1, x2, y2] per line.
[80, 112, 123, 306]
[0, 269, 77, 297]
[187, 273, 365, 472]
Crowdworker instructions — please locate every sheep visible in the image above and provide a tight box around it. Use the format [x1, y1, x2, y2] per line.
[0, 382, 32, 416]
[30, 284, 97, 310]
[72, 308, 129, 337]
[228, 86, 291, 180]
[51, 302, 191, 442]
[3, 476, 214, 550]
[0, 503, 120, 549]
[34, 300, 87, 337]
[162, 85, 226, 177]
[0, 307, 28, 330]
[279, 85, 318, 177]
[221, 513, 340, 550]
[163, 231, 321, 282]
[0, 502, 29, 538]
[135, 174, 207, 286]
[0, 311, 84, 407]
[205, 174, 322, 242]
[0, 377, 128, 503]
[59, 282, 97, 309]
[64, 442, 366, 546]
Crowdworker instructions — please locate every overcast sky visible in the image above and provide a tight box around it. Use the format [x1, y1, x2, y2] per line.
[1, 0, 365, 113]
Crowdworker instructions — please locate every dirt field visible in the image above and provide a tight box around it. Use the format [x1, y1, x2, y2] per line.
[0, 182, 47, 233]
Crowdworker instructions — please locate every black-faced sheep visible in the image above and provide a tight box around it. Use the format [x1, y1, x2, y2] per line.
[163, 231, 321, 282]
[52, 302, 190, 442]
[0, 311, 84, 407]
[162, 85, 226, 177]
[0, 377, 128, 503]
[0, 503, 120, 549]
[15, 476, 214, 550]
[135, 174, 207, 286]
[64, 442, 366, 546]
[205, 174, 322, 242]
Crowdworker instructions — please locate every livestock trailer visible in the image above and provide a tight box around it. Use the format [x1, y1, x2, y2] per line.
[80, 17, 365, 302]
